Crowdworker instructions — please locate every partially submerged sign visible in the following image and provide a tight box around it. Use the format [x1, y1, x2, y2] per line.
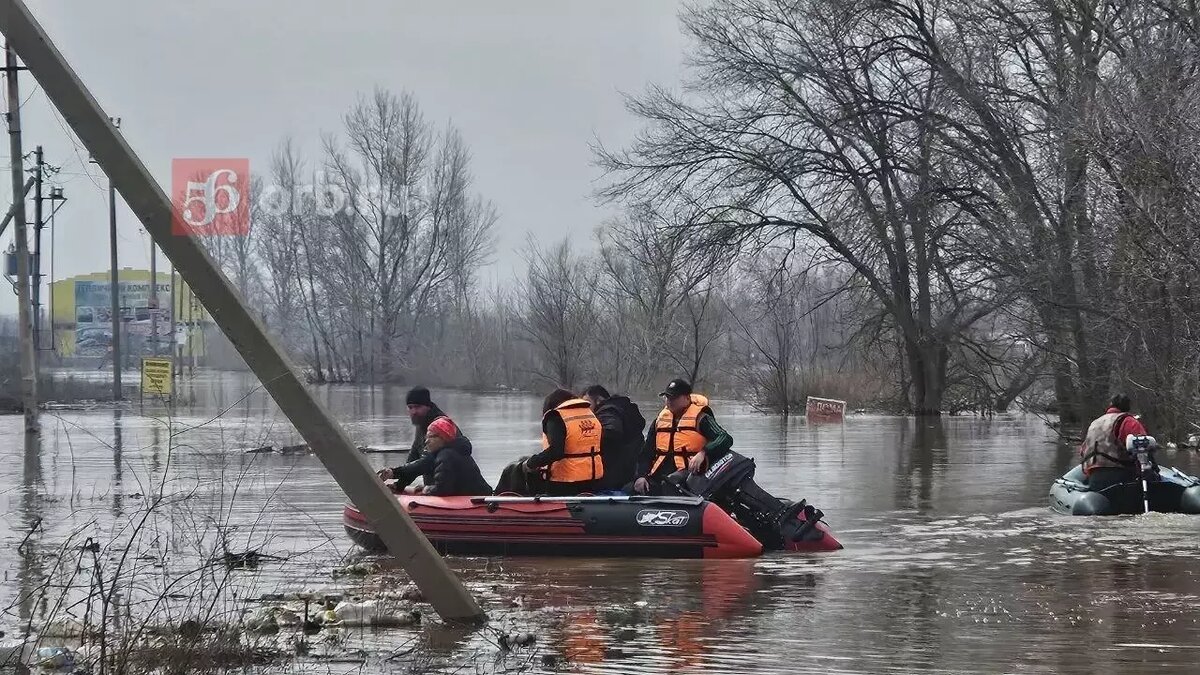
[806, 396, 846, 422]
[141, 356, 173, 396]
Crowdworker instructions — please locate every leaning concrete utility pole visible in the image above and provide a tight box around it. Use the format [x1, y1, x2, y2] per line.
[0, 0, 483, 621]
[4, 40, 37, 433]
[0, 173, 33, 238]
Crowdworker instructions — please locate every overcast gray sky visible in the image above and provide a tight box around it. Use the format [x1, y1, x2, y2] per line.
[1, 0, 689, 313]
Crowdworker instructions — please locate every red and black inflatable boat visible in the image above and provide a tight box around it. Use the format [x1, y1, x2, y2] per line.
[343, 494, 841, 559]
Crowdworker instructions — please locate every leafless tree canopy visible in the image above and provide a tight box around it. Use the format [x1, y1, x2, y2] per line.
[186, 4, 1200, 434]
[576, 0, 1200, 433]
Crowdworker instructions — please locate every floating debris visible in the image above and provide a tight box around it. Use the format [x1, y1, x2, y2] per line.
[35, 646, 75, 669]
[329, 600, 420, 627]
[497, 629, 537, 651]
[332, 562, 380, 577]
[245, 607, 280, 634]
[275, 609, 302, 628]
[223, 550, 261, 570]
[178, 619, 204, 639]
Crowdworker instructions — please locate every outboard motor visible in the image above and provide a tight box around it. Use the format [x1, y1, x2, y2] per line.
[665, 451, 838, 550]
[1127, 435, 1158, 478]
[1127, 434, 1159, 514]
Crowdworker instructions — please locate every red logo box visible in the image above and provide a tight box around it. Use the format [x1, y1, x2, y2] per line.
[171, 158, 250, 236]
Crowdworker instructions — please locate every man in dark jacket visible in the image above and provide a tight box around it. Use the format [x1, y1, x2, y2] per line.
[404, 386, 470, 463]
[379, 417, 492, 496]
[583, 384, 646, 491]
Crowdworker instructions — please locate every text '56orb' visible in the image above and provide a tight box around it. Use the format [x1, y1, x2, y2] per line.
[171, 158, 250, 236]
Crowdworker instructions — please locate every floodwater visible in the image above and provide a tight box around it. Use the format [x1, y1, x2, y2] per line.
[4, 371, 1200, 674]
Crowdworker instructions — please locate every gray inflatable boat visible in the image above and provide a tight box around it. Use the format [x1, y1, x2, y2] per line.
[1050, 465, 1200, 516]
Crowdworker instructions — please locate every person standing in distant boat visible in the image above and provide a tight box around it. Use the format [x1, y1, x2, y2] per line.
[1079, 393, 1154, 489]
[632, 378, 732, 495]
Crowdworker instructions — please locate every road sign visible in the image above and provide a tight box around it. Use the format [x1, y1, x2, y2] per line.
[141, 356, 173, 396]
[805, 396, 846, 423]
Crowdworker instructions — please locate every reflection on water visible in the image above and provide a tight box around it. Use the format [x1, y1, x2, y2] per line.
[17, 432, 44, 627]
[2, 372, 1200, 673]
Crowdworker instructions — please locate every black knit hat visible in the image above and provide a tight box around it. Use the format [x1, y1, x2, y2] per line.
[406, 386, 433, 407]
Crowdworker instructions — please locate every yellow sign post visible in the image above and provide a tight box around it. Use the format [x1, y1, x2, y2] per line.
[140, 356, 173, 397]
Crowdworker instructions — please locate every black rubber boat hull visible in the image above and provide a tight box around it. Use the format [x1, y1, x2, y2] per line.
[1049, 465, 1200, 516]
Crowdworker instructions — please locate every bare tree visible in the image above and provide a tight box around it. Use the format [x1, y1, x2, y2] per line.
[598, 0, 1005, 414]
[319, 88, 496, 382]
[517, 237, 599, 389]
[668, 281, 727, 387]
[595, 203, 727, 389]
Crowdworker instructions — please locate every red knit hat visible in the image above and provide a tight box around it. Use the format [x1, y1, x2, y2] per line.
[427, 416, 457, 442]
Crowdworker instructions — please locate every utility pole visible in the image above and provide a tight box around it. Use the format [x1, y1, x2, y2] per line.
[170, 264, 179, 377]
[188, 285, 195, 375]
[5, 40, 37, 433]
[170, 263, 176, 389]
[106, 117, 121, 400]
[41, 183, 64, 354]
[30, 144, 40, 349]
[149, 234, 157, 356]
[0, 0, 482, 622]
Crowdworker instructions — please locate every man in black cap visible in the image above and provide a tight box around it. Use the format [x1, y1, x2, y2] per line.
[402, 386, 468, 464]
[631, 378, 732, 495]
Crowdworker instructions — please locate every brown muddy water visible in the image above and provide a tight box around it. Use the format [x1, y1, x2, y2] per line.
[4, 371, 1200, 674]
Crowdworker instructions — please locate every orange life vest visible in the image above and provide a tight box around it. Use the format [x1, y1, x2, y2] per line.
[542, 398, 604, 483]
[652, 394, 710, 474]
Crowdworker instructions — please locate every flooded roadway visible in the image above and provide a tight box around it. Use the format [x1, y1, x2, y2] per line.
[4, 372, 1200, 673]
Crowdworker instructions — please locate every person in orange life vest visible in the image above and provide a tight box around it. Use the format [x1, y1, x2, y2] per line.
[377, 417, 492, 496]
[523, 388, 606, 496]
[1079, 393, 1152, 490]
[632, 378, 733, 495]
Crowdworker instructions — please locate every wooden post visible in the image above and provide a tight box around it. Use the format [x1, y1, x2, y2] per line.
[0, 0, 483, 621]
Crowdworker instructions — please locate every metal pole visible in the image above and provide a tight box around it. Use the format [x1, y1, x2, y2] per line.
[170, 264, 178, 377]
[188, 286, 194, 375]
[149, 234, 157, 356]
[108, 172, 120, 399]
[48, 198, 54, 354]
[5, 41, 37, 432]
[0, 0, 482, 621]
[30, 144, 40, 350]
